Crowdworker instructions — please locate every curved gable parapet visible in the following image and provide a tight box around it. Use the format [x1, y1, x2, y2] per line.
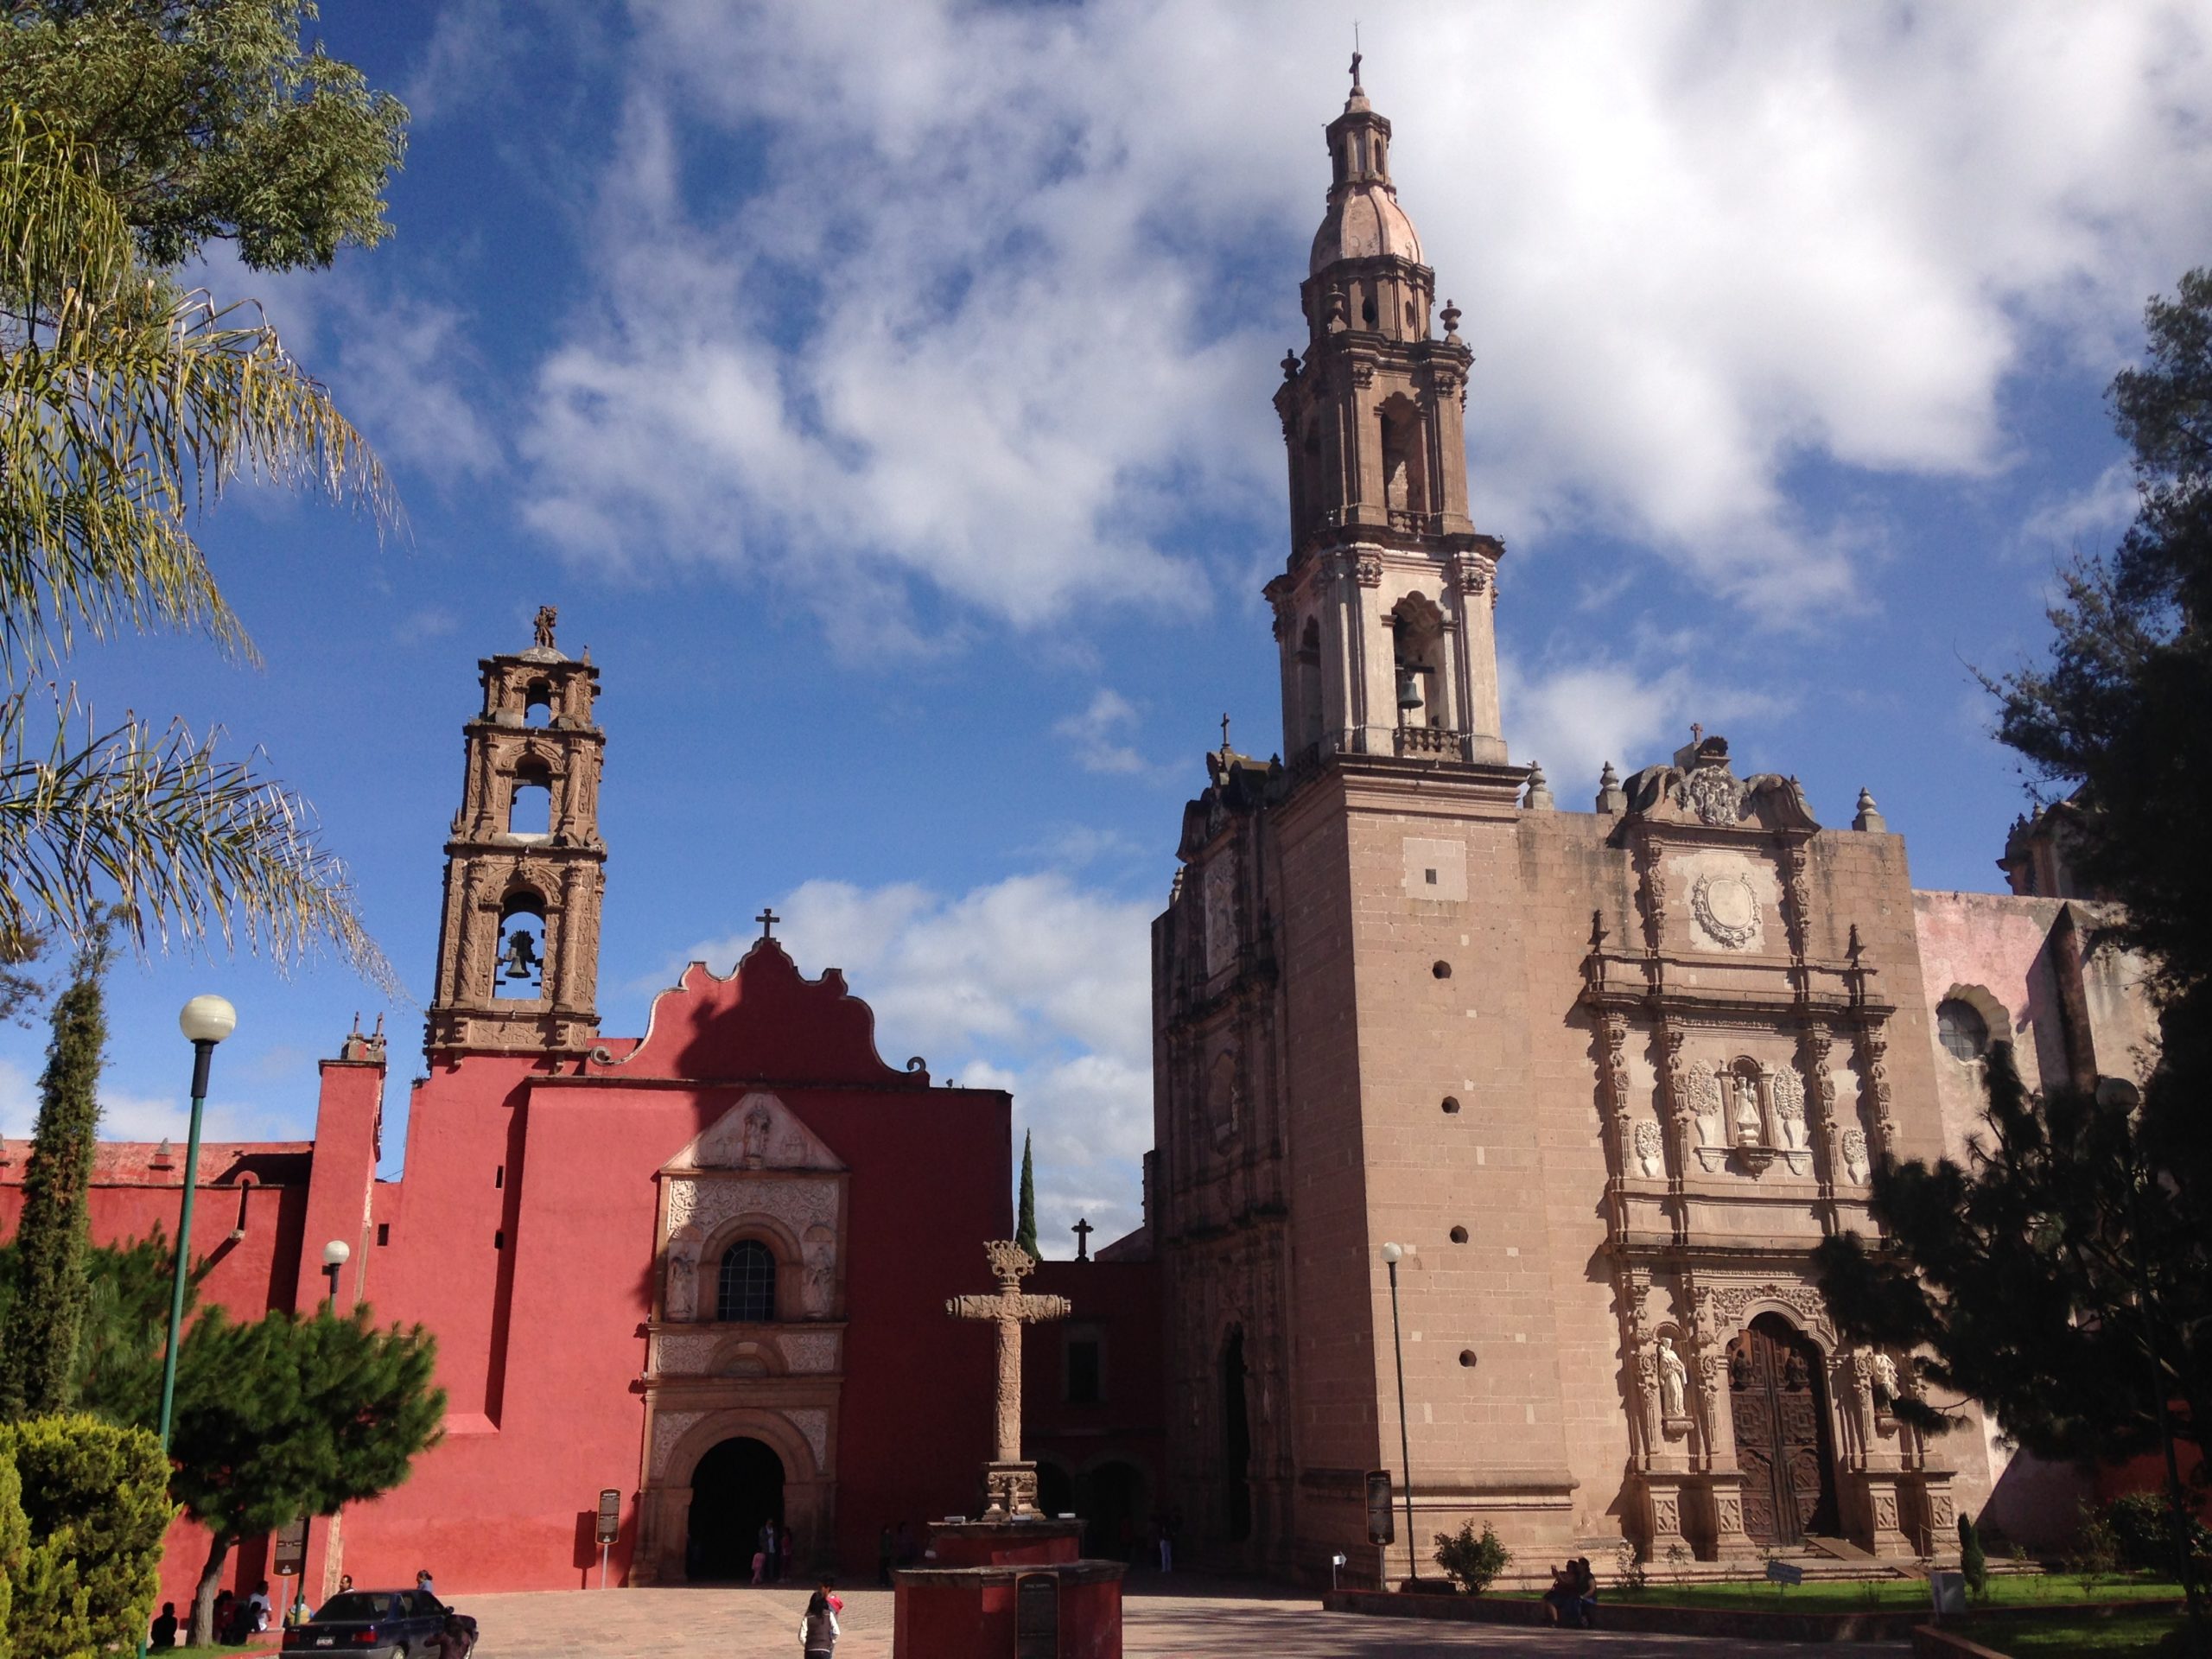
[588, 938, 927, 1087]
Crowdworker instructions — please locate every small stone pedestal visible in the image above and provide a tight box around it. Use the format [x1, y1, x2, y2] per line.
[893, 1513, 1125, 1659]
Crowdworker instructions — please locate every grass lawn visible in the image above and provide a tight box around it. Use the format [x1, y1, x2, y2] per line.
[1987, 1608, 2188, 1656]
[1497, 1572, 2183, 1613]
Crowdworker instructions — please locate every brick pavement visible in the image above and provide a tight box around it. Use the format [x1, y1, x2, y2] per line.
[461, 1580, 1911, 1658]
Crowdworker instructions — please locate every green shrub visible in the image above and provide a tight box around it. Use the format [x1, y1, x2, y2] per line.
[0, 1443, 27, 1659]
[0, 1414, 170, 1659]
[2070, 1500, 2121, 1595]
[1959, 1512, 1987, 1599]
[2101, 1491, 2211, 1575]
[1433, 1521, 1511, 1595]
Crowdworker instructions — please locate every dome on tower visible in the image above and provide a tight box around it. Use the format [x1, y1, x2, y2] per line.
[1309, 180, 1423, 276]
[1308, 56, 1426, 277]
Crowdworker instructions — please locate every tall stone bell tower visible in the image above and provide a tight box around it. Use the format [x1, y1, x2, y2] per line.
[425, 606, 607, 1058]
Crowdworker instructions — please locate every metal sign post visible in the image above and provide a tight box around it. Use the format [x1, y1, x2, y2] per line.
[595, 1489, 621, 1589]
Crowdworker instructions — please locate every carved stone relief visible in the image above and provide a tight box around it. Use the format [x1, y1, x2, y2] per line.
[1632, 1120, 1664, 1178]
[1204, 858, 1237, 977]
[1690, 871, 1763, 950]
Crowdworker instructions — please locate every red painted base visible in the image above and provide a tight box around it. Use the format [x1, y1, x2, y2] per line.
[893, 1518, 1124, 1658]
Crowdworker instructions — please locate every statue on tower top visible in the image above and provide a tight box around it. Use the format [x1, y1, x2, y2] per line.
[533, 605, 558, 652]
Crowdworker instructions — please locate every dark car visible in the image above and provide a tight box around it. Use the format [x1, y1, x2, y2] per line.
[281, 1590, 476, 1659]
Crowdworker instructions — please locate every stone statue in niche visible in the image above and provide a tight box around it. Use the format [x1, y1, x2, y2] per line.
[1732, 1070, 1763, 1146]
[1771, 1068, 1808, 1150]
[1841, 1127, 1872, 1185]
[667, 1249, 696, 1319]
[1657, 1335, 1688, 1420]
[741, 1105, 772, 1169]
[1633, 1119, 1664, 1178]
[800, 1224, 836, 1316]
[1872, 1351, 1899, 1411]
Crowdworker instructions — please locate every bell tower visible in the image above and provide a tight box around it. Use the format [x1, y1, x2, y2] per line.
[1265, 57, 1510, 769]
[426, 606, 607, 1058]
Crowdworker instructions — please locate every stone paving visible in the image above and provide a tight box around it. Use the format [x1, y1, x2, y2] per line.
[461, 1578, 1911, 1658]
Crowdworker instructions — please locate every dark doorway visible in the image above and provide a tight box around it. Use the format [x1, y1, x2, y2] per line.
[687, 1436, 785, 1581]
[1728, 1314, 1839, 1547]
[1085, 1459, 1146, 1561]
[1036, 1460, 1074, 1521]
[1222, 1328, 1253, 1542]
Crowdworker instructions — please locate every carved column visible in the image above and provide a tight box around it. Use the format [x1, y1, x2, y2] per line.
[1781, 839, 1814, 960]
[1658, 1022, 1694, 1194]
[1853, 1020, 1897, 1165]
[1599, 1011, 1635, 1180]
[1802, 1023, 1839, 1190]
[1637, 837, 1669, 954]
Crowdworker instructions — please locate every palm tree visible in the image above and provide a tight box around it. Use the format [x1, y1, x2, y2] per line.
[0, 108, 395, 988]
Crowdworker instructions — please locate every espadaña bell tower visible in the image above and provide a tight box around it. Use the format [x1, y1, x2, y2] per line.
[1265, 54, 1510, 770]
[426, 606, 607, 1058]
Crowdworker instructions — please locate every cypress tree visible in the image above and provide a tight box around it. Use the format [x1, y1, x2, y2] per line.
[1015, 1130, 1039, 1259]
[0, 932, 111, 1418]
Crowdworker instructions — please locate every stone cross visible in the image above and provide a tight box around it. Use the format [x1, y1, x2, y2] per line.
[756, 907, 779, 938]
[946, 1240, 1071, 1516]
[1071, 1217, 1093, 1262]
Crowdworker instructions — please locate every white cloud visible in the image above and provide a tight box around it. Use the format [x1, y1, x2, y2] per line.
[510, 0, 2212, 635]
[666, 871, 1156, 1254]
[2021, 461, 2138, 549]
[188, 247, 505, 493]
[1054, 690, 1151, 775]
[1503, 655, 1789, 797]
[0, 1059, 300, 1145]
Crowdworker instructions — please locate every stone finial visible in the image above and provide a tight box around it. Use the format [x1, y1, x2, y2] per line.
[1441, 298, 1461, 339]
[1595, 760, 1627, 815]
[1853, 787, 1886, 832]
[1281, 348, 1300, 380]
[1523, 761, 1554, 812]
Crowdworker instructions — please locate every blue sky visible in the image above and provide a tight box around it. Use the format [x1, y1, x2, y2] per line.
[5, 1, 2209, 1257]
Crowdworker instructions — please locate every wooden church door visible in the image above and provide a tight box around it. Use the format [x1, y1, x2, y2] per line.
[1728, 1314, 1838, 1546]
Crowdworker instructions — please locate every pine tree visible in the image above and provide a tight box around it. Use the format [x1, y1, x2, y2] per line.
[0, 931, 111, 1418]
[168, 1305, 443, 1647]
[1015, 1130, 1039, 1260]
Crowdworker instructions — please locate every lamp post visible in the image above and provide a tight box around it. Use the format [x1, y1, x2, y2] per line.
[294, 1240, 353, 1623]
[157, 995, 236, 1452]
[1380, 1242, 1418, 1586]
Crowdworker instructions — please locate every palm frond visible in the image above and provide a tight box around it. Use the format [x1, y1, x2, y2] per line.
[0, 688, 400, 995]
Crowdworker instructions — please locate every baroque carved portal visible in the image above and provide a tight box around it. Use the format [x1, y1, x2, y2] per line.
[1728, 1315, 1839, 1548]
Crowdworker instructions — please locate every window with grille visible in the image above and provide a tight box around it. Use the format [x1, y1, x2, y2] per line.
[717, 1239, 776, 1323]
[1936, 999, 1990, 1063]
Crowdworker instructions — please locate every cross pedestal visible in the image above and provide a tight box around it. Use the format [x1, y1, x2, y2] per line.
[896, 1242, 1124, 1659]
[944, 1239, 1070, 1518]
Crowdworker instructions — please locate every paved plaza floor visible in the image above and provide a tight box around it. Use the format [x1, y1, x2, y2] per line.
[463, 1578, 1911, 1658]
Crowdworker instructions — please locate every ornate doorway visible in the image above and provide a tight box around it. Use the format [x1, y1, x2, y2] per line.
[687, 1436, 784, 1581]
[1728, 1314, 1837, 1546]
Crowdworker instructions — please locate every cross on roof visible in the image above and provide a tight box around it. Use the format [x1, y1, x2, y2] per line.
[1071, 1217, 1094, 1262]
[756, 908, 779, 938]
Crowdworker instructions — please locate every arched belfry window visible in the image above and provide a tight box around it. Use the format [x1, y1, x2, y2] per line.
[717, 1239, 776, 1323]
[494, 888, 546, 1000]
[1378, 394, 1428, 520]
[509, 757, 552, 838]
[524, 680, 554, 727]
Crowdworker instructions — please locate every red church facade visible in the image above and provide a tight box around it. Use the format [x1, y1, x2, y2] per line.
[0, 620, 1162, 1609]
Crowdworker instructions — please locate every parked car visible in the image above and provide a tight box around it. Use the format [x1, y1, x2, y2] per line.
[281, 1590, 476, 1659]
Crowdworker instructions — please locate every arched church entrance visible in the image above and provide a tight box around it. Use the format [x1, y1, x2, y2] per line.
[1728, 1313, 1838, 1547]
[1085, 1459, 1146, 1561]
[1221, 1328, 1253, 1542]
[687, 1436, 785, 1582]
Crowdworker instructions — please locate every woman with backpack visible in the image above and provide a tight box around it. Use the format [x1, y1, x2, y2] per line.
[798, 1585, 839, 1656]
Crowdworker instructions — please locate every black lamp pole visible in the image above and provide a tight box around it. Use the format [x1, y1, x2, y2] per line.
[1382, 1243, 1417, 1585]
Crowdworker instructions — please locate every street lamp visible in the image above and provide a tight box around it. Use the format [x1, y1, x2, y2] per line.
[157, 996, 236, 1452]
[321, 1239, 351, 1309]
[1380, 1241, 1418, 1586]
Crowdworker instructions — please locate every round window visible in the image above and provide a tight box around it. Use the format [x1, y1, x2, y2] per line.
[1936, 998, 1990, 1062]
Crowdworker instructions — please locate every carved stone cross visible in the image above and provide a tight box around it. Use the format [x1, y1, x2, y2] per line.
[946, 1240, 1071, 1516]
[1071, 1217, 1093, 1262]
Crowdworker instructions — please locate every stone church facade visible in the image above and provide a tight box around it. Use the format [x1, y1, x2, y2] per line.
[1147, 68, 2152, 1583]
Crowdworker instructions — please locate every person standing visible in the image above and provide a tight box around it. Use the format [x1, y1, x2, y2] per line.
[779, 1527, 794, 1583]
[798, 1586, 839, 1657]
[759, 1520, 779, 1584]
[877, 1524, 894, 1586]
